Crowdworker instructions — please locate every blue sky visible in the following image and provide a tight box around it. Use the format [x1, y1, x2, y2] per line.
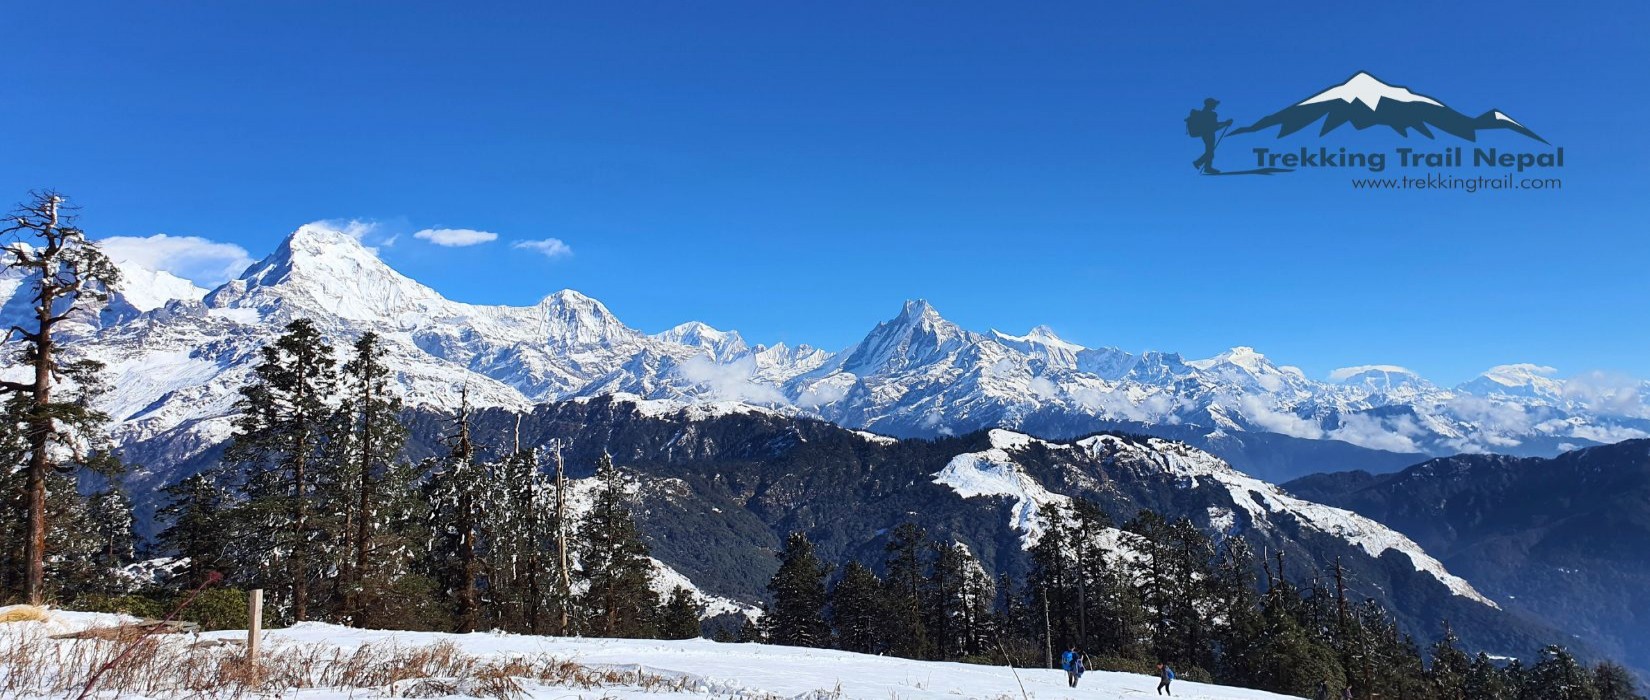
[4, 1, 1647, 383]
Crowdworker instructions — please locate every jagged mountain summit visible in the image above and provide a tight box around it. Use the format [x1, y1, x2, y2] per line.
[1228, 71, 1549, 143]
[14, 222, 1648, 488]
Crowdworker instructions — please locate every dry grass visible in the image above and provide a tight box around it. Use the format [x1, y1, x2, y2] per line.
[0, 605, 50, 624]
[0, 625, 733, 699]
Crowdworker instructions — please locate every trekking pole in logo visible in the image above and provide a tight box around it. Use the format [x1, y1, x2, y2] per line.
[1186, 98, 1233, 174]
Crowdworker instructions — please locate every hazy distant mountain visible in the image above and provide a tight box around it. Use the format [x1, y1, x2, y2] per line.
[1286, 440, 1650, 676]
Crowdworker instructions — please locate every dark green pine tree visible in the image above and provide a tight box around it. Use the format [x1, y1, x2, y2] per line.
[1210, 535, 1264, 686]
[1590, 661, 1645, 700]
[487, 435, 563, 635]
[659, 586, 704, 640]
[1026, 506, 1077, 660]
[33, 472, 125, 599]
[423, 390, 490, 633]
[1126, 510, 1180, 663]
[881, 522, 932, 659]
[329, 331, 421, 628]
[575, 454, 659, 638]
[157, 470, 233, 589]
[1523, 646, 1600, 700]
[1429, 621, 1473, 700]
[927, 540, 994, 660]
[1352, 600, 1428, 699]
[829, 561, 885, 654]
[1164, 517, 1216, 670]
[223, 317, 337, 622]
[1465, 652, 1513, 700]
[1251, 584, 1346, 697]
[84, 487, 136, 589]
[766, 531, 832, 648]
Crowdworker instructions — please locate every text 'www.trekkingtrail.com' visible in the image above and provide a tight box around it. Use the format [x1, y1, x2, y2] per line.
[1350, 173, 1562, 192]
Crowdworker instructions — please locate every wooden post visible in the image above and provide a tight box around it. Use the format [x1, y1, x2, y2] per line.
[247, 589, 263, 681]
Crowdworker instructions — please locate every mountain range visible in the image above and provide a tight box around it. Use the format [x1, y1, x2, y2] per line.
[6, 221, 1645, 674]
[1228, 71, 1549, 143]
[19, 221, 1642, 498]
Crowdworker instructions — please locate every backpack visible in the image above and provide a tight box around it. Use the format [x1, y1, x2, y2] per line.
[1061, 650, 1074, 671]
[1185, 109, 1217, 137]
[1167, 668, 1176, 681]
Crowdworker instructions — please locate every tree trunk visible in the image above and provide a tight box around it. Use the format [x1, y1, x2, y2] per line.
[351, 381, 373, 626]
[292, 446, 309, 622]
[22, 273, 57, 605]
[555, 445, 571, 635]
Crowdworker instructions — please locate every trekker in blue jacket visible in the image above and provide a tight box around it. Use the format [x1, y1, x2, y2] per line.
[1156, 662, 1175, 695]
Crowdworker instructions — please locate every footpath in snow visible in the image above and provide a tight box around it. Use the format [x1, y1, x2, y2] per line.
[1, 607, 1301, 699]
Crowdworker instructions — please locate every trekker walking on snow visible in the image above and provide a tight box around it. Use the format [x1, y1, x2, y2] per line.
[1341, 685, 1354, 700]
[1156, 662, 1175, 695]
[1185, 98, 1233, 174]
[1314, 678, 1331, 700]
[1062, 646, 1081, 687]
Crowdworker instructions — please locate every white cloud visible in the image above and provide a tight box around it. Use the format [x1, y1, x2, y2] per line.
[1027, 376, 1058, 399]
[1327, 364, 1415, 382]
[301, 218, 399, 254]
[677, 355, 787, 405]
[512, 238, 574, 259]
[414, 228, 499, 247]
[1068, 386, 1187, 424]
[97, 234, 254, 288]
[796, 378, 851, 408]
[1328, 413, 1423, 453]
[1235, 395, 1323, 439]
[1444, 394, 1534, 434]
[1562, 371, 1646, 417]
[306, 218, 381, 241]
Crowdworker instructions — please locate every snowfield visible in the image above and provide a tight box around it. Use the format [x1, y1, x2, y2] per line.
[1, 608, 1301, 699]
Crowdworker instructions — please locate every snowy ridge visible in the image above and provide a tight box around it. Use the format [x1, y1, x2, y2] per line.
[932, 430, 1498, 609]
[1072, 434, 1499, 608]
[932, 430, 1073, 545]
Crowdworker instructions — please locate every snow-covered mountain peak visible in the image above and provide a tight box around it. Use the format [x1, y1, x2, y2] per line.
[839, 299, 972, 375]
[897, 298, 944, 324]
[654, 321, 749, 360]
[1329, 364, 1418, 382]
[109, 260, 206, 312]
[1191, 346, 1270, 372]
[1302, 71, 1443, 110]
[209, 222, 444, 322]
[1329, 364, 1432, 394]
[534, 289, 639, 348]
[1460, 363, 1564, 399]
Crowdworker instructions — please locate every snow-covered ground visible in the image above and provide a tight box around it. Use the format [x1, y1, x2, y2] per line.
[2, 607, 1299, 699]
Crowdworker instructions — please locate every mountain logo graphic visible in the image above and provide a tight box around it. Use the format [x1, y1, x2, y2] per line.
[1186, 71, 1549, 176]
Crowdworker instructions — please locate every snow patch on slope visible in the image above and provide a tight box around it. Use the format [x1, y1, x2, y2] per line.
[932, 430, 1072, 546]
[1075, 434, 1499, 608]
